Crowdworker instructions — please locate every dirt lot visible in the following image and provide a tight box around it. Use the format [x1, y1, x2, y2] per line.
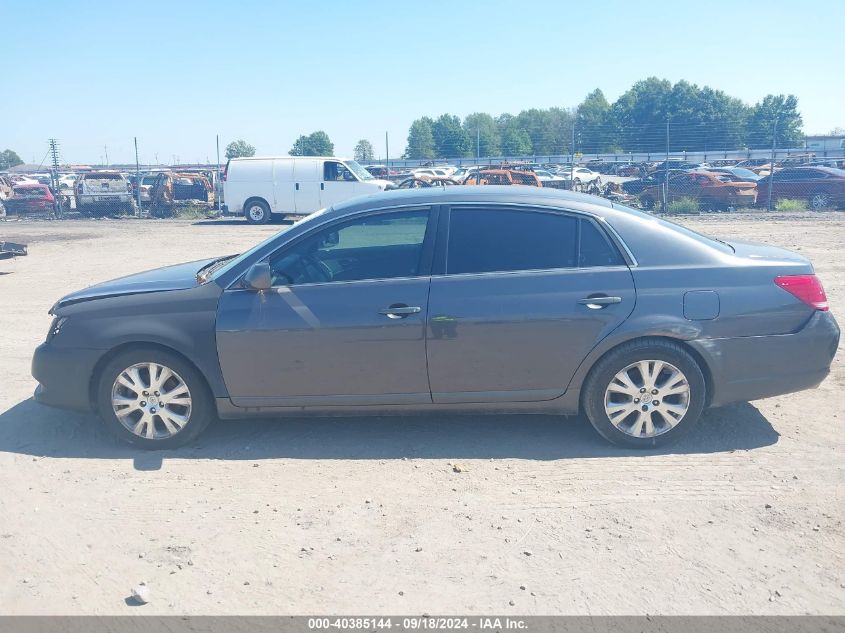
[0, 212, 843, 615]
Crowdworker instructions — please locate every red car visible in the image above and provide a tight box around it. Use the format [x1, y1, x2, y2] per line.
[5, 184, 55, 214]
[756, 166, 845, 210]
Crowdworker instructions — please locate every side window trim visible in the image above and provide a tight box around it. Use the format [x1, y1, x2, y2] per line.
[437, 204, 631, 277]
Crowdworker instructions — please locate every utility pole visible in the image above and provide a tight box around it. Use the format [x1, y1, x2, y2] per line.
[767, 115, 779, 212]
[385, 132, 389, 170]
[570, 124, 575, 190]
[48, 138, 62, 217]
[663, 120, 670, 213]
[134, 137, 142, 215]
[216, 134, 221, 212]
[104, 145, 109, 167]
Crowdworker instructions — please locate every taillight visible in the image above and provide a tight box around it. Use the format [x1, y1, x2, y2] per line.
[774, 275, 829, 311]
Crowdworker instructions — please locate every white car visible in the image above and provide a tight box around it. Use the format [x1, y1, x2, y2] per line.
[412, 168, 451, 179]
[224, 156, 391, 224]
[562, 167, 602, 187]
[532, 169, 566, 182]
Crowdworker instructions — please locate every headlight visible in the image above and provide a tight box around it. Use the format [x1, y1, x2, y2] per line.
[46, 317, 68, 342]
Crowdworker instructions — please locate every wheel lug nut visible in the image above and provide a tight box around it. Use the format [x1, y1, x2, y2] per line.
[150, 407, 157, 414]
[140, 401, 146, 406]
[639, 388, 646, 393]
[641, 405, 648, 411]
[634, 398, 640, 403]
[652, 400, 660, 406]
[143, 391, 149, 396]
[154, 391, 160, 396]
[651, 389, 658, 395]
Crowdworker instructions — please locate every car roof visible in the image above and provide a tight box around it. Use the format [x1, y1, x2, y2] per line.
[330, 185, 614, 220]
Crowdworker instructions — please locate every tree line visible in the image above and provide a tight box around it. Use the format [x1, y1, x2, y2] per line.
[404, 78, 804, 159]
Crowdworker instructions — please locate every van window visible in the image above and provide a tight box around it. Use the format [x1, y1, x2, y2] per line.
[324, 161, 356, 182]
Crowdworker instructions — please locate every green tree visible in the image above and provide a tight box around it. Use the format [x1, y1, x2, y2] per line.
[746, 94, 803, 149]
[463, 112, 501, 157]
[404, 117, 435, 159]
[353, 139, 375, 162]
[610, 77, 673, 153]
[514, 107, 573, 155]
[289, 131, 334, 156]
[576, 89, 614, 153]
[432, 114, 471, 158]
[0, 149, 23, 169]
[500, 125, 532, 156]
[224, 139, 256, 159]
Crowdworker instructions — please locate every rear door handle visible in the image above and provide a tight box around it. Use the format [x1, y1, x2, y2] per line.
[379, 304, 421, 319]
[578, 295, 622, 309]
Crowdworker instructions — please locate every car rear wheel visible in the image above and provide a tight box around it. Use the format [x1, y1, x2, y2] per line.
[582, 339, 706, 448]
[96, 348, 213, 449]
[810, 193, 831, 210]
[245, 200, 271, 224]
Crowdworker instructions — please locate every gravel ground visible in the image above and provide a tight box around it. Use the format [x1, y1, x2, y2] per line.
[0, 211, 843, 615]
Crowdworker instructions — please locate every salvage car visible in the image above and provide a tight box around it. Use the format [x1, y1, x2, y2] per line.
[466, 169, 542, 187]
[639, 171, 757, 210]
[32, 186, 839, 450]
[4, 184, 55, 215]
[149, 171, 215, 217]
[75, 171, 134, 216]
[755, 166, 845, 210]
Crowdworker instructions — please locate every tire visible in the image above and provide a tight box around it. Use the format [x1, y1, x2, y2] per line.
[809, 193, 831, 211]
[244, 199, 271, 224]
[581, 339, 706, 448]
[96, 347, 214, 449]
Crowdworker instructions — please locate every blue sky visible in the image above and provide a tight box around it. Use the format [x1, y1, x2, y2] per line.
[2, 0, 842, 164]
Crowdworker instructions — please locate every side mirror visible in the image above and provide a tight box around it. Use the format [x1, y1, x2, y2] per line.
[242, 262, 272, 290]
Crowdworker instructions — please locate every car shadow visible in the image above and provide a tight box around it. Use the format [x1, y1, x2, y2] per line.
[0, 398, 778, 471]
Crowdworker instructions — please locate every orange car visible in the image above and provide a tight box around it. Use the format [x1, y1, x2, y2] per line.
[462, 169, 542, 187]
[639, 171, 757, 210]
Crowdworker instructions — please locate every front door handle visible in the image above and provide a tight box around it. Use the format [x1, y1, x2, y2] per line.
[578, 295, 622, 309]
[379, 304, 421, 319]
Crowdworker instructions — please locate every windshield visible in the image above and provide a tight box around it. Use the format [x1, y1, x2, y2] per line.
[208, 208, 330, 282]
[729, 167, 759, 180]
[612, 203, 735, 253]
[344, 160, 374, 181]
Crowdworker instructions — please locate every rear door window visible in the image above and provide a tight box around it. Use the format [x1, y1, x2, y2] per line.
[446, 208, 577, 274]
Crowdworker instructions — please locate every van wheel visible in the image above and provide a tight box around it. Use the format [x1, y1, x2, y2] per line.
[810, 193, 831, 210]
[581, 339, 706, 448]
[245, 200, 271, 224]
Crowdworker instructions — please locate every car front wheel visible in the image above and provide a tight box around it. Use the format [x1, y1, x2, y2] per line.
[96, 348, 213, 449]
[582, 339, 706, 448]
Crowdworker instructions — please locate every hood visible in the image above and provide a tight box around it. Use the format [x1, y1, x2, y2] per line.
[369, 179, 392, 189]
[52, 257, 218, 310]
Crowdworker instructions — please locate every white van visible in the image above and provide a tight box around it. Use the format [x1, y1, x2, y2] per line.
[223, 156, 391, 224]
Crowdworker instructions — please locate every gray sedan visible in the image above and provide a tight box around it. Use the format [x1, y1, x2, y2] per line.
[32, 187, 839, 449]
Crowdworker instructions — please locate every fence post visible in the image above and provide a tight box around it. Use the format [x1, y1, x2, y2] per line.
[767, 116, 778, 212]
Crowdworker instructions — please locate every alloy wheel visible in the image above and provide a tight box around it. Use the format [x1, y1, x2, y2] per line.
[603, 360, 691, 438]
[111, 362, 193, 440]
[810, 193, 830, 210]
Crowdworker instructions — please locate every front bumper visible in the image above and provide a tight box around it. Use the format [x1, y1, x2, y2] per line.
[31, 343, 102, 413]
[692, 310, 840, 407]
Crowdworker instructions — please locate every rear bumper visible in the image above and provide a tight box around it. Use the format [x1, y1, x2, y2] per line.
[31, 343, 101, 413]
[692, 311, 840, 407]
